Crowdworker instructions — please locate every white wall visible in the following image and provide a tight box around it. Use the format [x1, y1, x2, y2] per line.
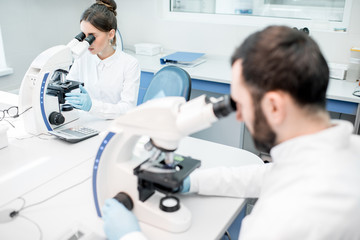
[1, 0, 358, 92]
[116, 0, 360, 65]
[0, 0, 92, 92]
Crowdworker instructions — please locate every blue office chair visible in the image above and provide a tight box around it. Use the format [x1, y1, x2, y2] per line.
[142, 66, 192, 103]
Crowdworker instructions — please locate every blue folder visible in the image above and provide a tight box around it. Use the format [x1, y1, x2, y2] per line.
[160, 52, 205, 65]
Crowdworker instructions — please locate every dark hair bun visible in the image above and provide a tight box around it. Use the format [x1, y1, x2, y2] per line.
[96, 0, 117, 16]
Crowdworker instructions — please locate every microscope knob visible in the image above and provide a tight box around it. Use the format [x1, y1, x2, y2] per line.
[113, 192, 134, 210]
[160, 196, 180, 212]
[48, 112, 65, 125]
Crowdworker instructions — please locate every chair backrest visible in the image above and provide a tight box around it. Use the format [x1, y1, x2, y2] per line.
[142, 66, 192, 103]
[116, 28, 123, 51]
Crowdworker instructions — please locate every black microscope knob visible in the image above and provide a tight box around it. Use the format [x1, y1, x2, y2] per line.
[48, 112, 65, 125]
[160, 195, 180, 212]
[113, 192, 134, 210]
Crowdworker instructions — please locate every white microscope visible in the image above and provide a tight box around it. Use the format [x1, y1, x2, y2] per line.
[18, 32, 95, 134]
[92, 94, 236, 233]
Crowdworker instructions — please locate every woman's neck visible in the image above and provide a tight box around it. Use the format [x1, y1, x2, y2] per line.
[97, 45, 115, 60]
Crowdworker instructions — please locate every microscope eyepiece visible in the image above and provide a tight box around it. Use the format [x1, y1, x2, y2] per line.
[74, 32, 86, 42]
[85, 34, 96, 45]
[70, 34, 96, 58]
[212, 95, 236, 119]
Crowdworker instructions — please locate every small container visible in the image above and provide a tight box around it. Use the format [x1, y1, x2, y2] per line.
[134, 43, 162, 56]
[346, 48, 360, 82]
[0, 125, 9, 149]
[234, 0, 253, 14]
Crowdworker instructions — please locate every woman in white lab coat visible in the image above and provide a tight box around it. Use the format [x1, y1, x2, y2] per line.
[65, 0, 140, 119]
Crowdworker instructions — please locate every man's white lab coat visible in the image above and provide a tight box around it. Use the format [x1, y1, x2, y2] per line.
[190, 120, 360, 240]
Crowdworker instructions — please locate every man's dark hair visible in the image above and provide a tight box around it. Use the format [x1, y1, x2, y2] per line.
[231, 25, 329, 110]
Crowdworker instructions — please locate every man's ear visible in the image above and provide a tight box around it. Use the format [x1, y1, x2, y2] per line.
[261, 91, 287, 127]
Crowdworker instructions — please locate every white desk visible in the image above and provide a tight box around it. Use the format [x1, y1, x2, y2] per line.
[0, 92, 112, 207]
[0, 115, 109, 207]
[0, 91, 263, 239]
[0, 135, 262, 239]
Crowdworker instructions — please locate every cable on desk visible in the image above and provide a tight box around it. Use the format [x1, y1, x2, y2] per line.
[18, 214, 43, 240]
[13, 132, 53, 141]
[0, 155, 94, 210]
[3, 176, 90, 240]
[18, 176, 91, 212]
[35, 133, 53, 140]
[16, 197, 25, 211]
[5, 175, 90, 240]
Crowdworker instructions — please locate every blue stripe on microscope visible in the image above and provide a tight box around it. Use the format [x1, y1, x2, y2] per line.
[93, 132, 116, 217]
[40, 73, 52, 131]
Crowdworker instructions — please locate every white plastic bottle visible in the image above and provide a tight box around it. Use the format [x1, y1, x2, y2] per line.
[346, 48, 360, 82]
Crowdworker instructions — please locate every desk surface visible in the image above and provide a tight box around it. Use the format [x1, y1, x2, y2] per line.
[0, 137, 262, 240]
[0, 91, 112, 207]
[0, 91, 263, 239]
[0, 109, 110, 208]
[129, 51, 360, 104]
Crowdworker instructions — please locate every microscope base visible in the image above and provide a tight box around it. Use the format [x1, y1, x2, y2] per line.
[135, 191, 192, 233]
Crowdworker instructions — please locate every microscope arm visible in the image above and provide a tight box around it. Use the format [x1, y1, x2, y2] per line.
[109, 95, 235, 152]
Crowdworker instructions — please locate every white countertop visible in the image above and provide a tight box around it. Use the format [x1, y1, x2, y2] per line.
[0, 111, 110, 207]
[0, 91, 263, 240]
[326, 79, 360, 103]
[134, 51, 232, 84]
[128, 51, 360, 104]
[0, 134, 262, 240]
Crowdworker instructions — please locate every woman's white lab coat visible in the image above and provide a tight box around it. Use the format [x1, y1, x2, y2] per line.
[67, 48, 140, 119]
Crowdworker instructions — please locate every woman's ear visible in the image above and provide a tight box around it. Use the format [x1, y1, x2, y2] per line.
[261, 91, 287, 127]
[109, 29, 115, 40]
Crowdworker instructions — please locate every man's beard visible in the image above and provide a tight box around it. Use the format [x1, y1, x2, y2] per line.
[251, 104, 276, 153]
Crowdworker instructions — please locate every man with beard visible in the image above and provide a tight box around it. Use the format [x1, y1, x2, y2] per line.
[101, 26, 360, 240]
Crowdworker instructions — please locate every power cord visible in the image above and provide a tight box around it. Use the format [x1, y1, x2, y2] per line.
[0, 156, 93, 210]
[3, 176, 91, 240]
[18, 214, 43, 240]
[11, 176, 91, 215]
[14, 133, 53, 141]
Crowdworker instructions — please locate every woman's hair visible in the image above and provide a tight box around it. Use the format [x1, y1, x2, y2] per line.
[231, 25, 329, 112]
[81, 0, 117, 46]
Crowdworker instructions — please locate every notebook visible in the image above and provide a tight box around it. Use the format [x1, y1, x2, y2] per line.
[160, 52, 206, 67]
